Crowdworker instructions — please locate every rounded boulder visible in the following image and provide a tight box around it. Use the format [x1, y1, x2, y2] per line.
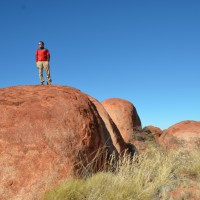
[159, 120, 200, 149]
[0, 85, 118, 200]
[101, 98, 142, 142]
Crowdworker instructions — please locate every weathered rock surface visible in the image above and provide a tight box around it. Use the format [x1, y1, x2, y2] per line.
[159, 120, 200, 149]
[88, 96, 136, 155]
[0, 85, 121, 200]
[169, 184, 200, 200]
[101, 98, 142, 143]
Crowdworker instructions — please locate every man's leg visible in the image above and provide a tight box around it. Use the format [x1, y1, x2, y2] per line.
[43, 61, 52, 84]
[36, 61, 44, 84]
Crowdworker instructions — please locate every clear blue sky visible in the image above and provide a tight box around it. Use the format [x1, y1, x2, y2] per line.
[0, 0, 199, 130]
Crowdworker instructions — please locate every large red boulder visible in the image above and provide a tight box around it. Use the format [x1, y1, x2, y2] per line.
[159, 120, 200, 149]
[101, 98, 142, 142]
[88, 96, 136, 155]
[0, 85, 120, 200]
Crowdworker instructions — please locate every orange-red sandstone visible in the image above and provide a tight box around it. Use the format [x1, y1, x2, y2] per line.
[0, 85, 127, 200]
[102, 98, 141, 142]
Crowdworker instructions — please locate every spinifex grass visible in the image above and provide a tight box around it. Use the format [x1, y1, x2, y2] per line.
[43, 147, 200, 200]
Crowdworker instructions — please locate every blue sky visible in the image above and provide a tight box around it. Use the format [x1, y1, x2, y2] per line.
[0, 0, 199, 129]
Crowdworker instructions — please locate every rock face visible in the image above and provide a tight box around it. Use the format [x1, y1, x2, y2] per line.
[0, 85, 122, 200]
[169, 183, 200, 200]
[159, 120, 200, 148]
[88, 96, 136, 155]
[101, 98, 142, 142]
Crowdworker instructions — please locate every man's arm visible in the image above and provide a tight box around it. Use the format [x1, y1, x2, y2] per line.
[36, 50, 38, 62]
[47, 50, 50, 61]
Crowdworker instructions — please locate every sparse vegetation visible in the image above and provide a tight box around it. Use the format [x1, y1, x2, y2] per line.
[43, 146, 200, 200]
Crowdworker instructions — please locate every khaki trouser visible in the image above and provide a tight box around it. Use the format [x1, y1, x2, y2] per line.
[36, 61, 51, 83]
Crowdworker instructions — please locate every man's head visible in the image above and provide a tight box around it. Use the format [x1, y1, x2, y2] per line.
[38, 41, 44, 48]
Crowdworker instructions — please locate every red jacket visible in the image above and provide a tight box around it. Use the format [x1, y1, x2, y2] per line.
[36, 48, 50, 62]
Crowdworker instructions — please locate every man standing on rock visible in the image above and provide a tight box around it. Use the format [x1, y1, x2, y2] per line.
[36, 41, 52, 85]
